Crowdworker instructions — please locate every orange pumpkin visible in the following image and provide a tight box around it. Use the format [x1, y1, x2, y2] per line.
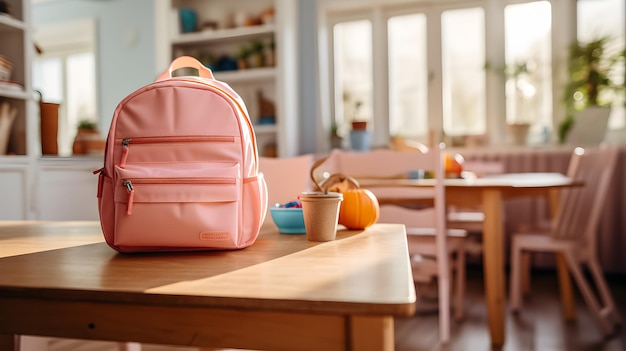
[444, 152, 464, 178]
[338, 188, 380, 230]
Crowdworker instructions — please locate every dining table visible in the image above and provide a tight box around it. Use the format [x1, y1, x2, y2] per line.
[358, 172, 582, 347]
[0, 221, 416, 351]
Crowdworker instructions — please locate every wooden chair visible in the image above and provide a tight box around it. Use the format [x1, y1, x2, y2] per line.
[259, 154, 314, 224]
[509, 145, 622, 336]
[313, 146, 466, 344]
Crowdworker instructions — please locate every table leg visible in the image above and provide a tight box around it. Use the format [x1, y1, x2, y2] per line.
[481, 189, 506, 347]
[349, 316, 394, 351]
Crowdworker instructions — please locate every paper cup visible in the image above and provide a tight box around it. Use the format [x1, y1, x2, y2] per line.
[300, 191, 343, 242]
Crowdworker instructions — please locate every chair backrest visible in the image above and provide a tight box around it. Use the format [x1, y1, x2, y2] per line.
[552, 146, 619, 253]
[259, 154, 314, 222]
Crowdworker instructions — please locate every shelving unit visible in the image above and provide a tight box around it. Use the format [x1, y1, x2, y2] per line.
[0, 0, 35, 219]
[162, 0, 298, 157]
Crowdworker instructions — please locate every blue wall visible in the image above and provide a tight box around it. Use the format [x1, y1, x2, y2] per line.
[32, 0, 157, 132]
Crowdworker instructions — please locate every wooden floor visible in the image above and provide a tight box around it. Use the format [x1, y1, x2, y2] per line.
[38, 266, 625, 351]
[395, 266, 626, 351]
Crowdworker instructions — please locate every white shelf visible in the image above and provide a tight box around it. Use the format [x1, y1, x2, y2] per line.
[253, 124, 278, 134]
[0, 85, 29, 100]
[0, 155, 30, 164]
[172, 24, 275, 46]
[164, 0, 298, 157]
[214, 67, 276, 83]
[0, 13, 27, 32]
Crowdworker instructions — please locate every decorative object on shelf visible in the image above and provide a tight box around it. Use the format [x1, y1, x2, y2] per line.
[179, 8, 198, 33]
[265, 38, 275, 67]
[0, 1, 10, 15]
[215, 55, 237, 72]
[0, 55, 13, 81]
[560, 36, 625, 143]
[36, 91, 60, 155]
[257, 90, 275, 125]
[260, 7, 275, 25]
[236, 46, 250, 70]
[0, 101, 16, 155]
[72, 119, 105, 156]
[248, 40, 265, 68]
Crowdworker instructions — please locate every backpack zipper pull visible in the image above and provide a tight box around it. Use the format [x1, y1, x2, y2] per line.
[122, 180, 134, 215]
[120, 138, 131, 168]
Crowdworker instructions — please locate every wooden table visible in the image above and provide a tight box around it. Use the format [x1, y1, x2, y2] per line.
[359, 172, 581, 347]
[0, 221, 416, 351]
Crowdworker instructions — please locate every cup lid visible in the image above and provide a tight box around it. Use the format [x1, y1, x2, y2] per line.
[300, 191, 343, 200]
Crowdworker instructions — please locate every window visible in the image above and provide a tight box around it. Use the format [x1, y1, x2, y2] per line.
[441, 7, 486, 136]
[332, 20, 373, 138]
[388, 13, 427, 138]
[504, 1, 552, 135]
[322, 0, 625, 149]
[32, 19, 97, 156]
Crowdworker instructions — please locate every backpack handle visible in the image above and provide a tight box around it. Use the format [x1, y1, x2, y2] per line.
[156, 56, 215, 81]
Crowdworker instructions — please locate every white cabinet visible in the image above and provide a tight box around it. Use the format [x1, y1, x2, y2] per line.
[160, 0, 299, 157]
[0, 166, 29, 219]
[35, 158, 100, 220]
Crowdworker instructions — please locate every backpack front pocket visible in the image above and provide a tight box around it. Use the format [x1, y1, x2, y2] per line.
[114, 163, 241, 249]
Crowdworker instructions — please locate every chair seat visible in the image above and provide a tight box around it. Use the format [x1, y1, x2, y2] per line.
[447, 211, 484, 223]
[513, 232, 576, 252]
[407, 228, 466, 256]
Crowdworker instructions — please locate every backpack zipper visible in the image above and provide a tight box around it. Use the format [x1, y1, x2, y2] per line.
[121, 178, 236, 215]
[118, 135, 235, 168]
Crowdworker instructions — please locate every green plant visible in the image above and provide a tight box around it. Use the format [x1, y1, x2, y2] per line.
[559, 36, 625, 142]
[77, 119, 97, 130]
[250, 40, 264, 53]
[236, 46, 250, 60]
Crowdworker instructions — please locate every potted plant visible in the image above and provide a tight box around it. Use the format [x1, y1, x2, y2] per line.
[236, 46, 250, 70]
[248, 40, 265, 68]
[559, 36, 625, 143]
[349, 100, 371, 150]
[506, 61, 535, 145]
[485, 60, 537, 145]
[73, 119, 103, 155]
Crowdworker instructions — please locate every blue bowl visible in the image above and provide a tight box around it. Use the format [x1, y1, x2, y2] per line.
[270, 207, 306, 234]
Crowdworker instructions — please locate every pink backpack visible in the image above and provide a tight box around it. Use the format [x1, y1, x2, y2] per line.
[95, 56, 268, 253]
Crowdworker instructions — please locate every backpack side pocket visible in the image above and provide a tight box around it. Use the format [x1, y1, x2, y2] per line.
[241, 173, 268, 248]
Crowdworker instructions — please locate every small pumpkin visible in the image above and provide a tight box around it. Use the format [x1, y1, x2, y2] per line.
[310, 159, 380, 230]
[338, 187, 380, 229]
